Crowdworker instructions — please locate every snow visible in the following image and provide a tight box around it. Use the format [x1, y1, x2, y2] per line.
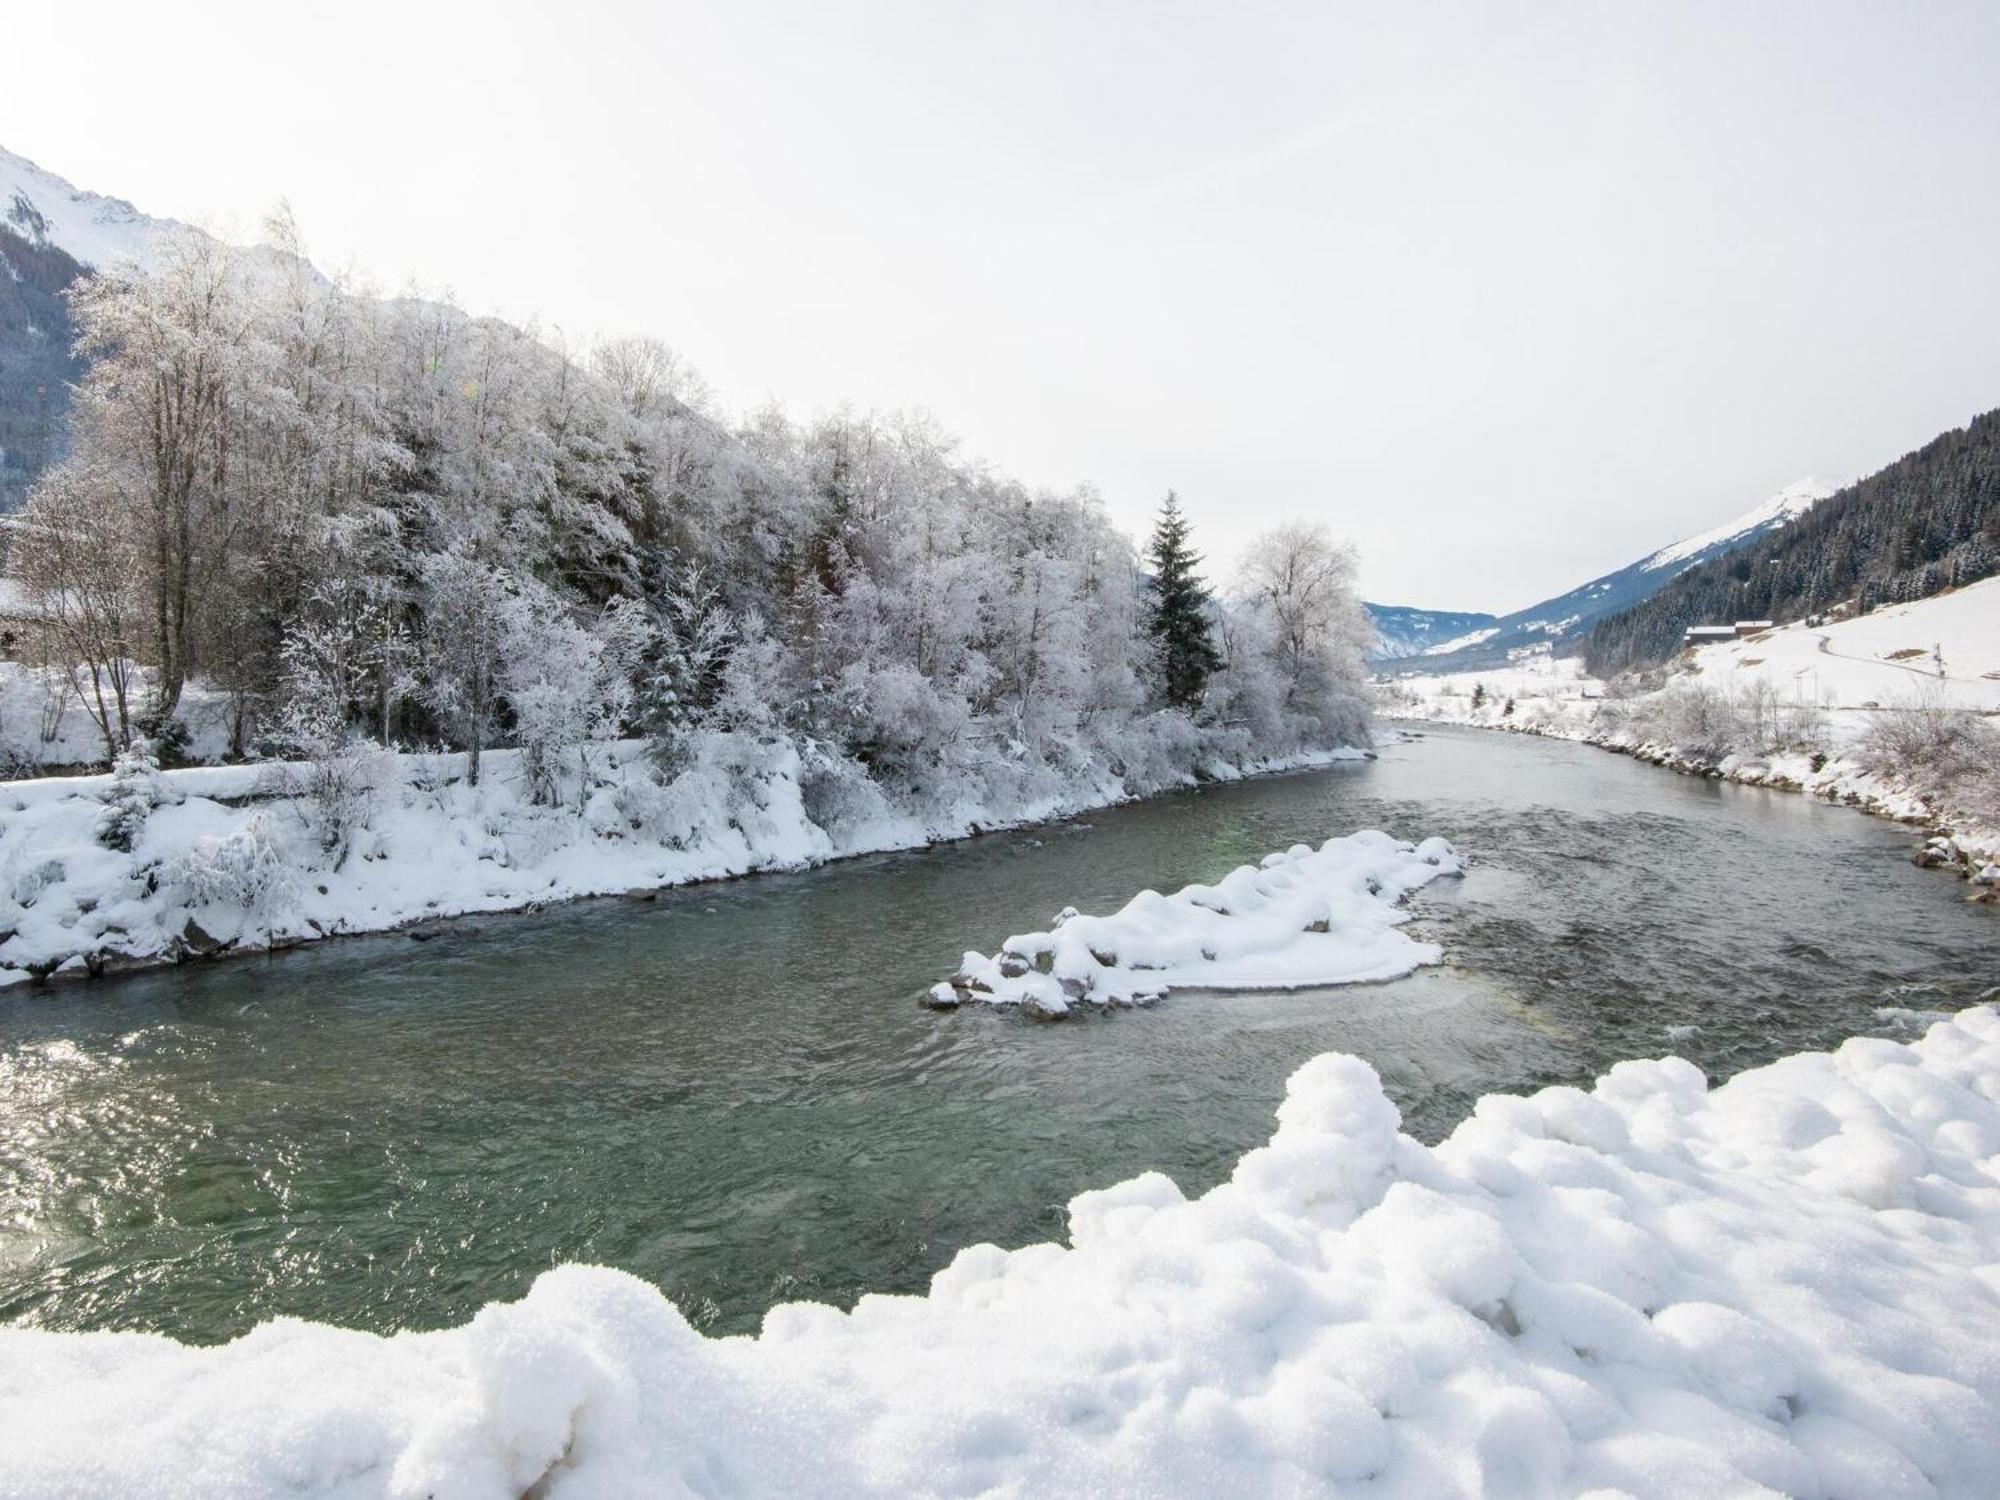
[944, 831, 1459, 1013]
[1640, 477, 1839, 573]
[1685, 575, 2000, 716]
[4, 1005, 2000, 1496]
[1422, 625, 1498, 656]
[0, 144, 176, 270]
[0, 733, 1371, 990]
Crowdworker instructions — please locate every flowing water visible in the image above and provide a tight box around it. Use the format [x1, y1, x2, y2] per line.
[2, 725, 1996, 1343]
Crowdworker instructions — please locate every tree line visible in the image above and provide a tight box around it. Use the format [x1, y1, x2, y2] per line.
[0, 215, 1372, 800]
[1586, 408, 2000, 676]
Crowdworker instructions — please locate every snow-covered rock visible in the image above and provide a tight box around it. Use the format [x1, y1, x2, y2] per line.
[947, 831, 1460, 1013]
[5, 1007, 2000, 1497]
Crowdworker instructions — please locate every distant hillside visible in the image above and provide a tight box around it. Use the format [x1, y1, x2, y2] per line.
[1383, 479, 1835, 674]
[1363, 604, 1497, 663]
[1585, 410, 2000, 677]
[0, 226, 85, 511]
[0, 145, 176, 513]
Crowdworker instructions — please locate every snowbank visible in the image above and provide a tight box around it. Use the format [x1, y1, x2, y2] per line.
[0, 733, 1370, 990]
[6, 1007, 2000, 1497]
[937, 831, 1459, 1014]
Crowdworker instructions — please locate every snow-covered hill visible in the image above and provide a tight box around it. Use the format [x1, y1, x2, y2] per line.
[0, 145, 176, 270]
[1682, 573, 2000, 716]
[1361, 603, 1497, 663]
[1384, 478, 1839, 674]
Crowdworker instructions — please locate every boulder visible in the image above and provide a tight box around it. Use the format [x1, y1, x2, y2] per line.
[180, 917, 230, 957]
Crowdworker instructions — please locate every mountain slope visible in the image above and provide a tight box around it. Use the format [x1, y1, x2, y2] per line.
[2, 146, 175, 270]
[0, 146, 183, 510]
[1362, 604, 1498, 663]
[1586, 410, 2000, 676]
[1380, 478, 1838, 674]
[0, 226, 85, 511]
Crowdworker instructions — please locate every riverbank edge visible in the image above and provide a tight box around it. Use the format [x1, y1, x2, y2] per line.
[1386, 712, 2000, 894]
[0, 743, 1378, 997]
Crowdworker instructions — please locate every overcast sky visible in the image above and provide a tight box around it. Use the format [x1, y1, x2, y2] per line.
[8, 1, 1999, 610]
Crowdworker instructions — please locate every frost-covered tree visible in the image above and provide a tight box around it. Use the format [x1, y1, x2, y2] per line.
[1235, 521, 1371, 742]
[415, 551, 508, 785]
[7, 204, 1378, 799]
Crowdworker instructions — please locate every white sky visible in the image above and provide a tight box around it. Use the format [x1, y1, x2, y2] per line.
[7, 1, 1999, 611]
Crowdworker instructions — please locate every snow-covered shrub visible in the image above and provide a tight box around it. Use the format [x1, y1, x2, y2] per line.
[1089, 708, 1206, 795]
[1736, 678, 1826, 754]
[796, 737, 900, 843]
[173, 815, 297, 915]
[263, 739, 394, 867]
[591, 757, 732, 849]
[499, 581, 633, 808]
[1625, 682, 1749, 762]
[841, 662, 973, 783]
[94, 738, 165, 852]
[1859, 685, 2000, 821]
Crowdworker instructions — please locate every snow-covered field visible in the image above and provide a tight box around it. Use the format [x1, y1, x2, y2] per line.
[0, 732, 1368, 991]
[939, 831, 1459, 1014]
[4, 1005, 1999, 1497]
[1682, 577, 2000, 717]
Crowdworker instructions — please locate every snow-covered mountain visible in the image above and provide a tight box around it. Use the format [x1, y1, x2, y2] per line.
[1361, 604, 1498, 664]
[1, 145, 176, 270]
[1, 146, 189, 508]
[1635, 478, 1836, 574]
[1376, 478, 1839, 674]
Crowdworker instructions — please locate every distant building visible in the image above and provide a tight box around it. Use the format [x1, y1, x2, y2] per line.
[1683, 625, 1737, 645]
[1683, 620, 1774, 647]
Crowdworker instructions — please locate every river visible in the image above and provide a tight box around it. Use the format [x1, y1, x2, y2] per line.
[2, 724, 1995, 1343]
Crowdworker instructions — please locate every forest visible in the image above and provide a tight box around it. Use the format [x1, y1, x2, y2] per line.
[0, 217, 1372, 821]
[1585, 408, 2000, 676]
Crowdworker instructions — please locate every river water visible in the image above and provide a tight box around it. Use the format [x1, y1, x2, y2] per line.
[2, 725, 1995, 1343]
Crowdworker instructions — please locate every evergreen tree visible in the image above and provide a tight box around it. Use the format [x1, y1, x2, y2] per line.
[1145, 491, 1221, 709]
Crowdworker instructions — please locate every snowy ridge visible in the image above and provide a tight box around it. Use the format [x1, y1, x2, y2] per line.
[938, 831, 1459, 1013]
[1640, 477, 1838, 573]
[0, 144, 177, 269]
[5, 1006, 2000, 1496]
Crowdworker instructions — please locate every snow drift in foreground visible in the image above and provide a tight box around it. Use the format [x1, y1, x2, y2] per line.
[8, 1009, 2000, 1499]
[938, 831, 1459, 1014]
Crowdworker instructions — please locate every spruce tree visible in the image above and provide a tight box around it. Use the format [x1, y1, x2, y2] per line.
[1145, 491, 1222, 709]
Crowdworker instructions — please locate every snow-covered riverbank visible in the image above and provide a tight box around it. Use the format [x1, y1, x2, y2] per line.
[0, 730, 1369, 992]
[4, 1004, 1997, 1497]
[1380, 582, 2000, 889]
